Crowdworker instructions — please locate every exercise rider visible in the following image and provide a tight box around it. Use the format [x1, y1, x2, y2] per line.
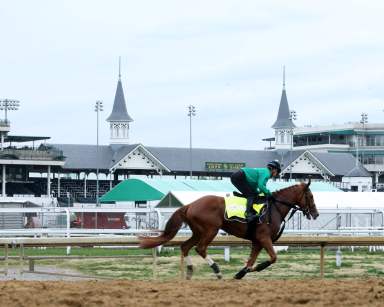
[230, 161, 281, 222]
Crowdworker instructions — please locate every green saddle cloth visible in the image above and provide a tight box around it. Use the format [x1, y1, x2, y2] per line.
[225, 196, 264, 219]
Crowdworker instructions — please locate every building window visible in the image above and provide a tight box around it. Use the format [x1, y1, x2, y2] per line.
[280, 134, 284, 144]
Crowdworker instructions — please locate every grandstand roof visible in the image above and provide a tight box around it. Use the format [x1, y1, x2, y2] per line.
[344, 164, 371, 177]
[5, 135, 50, 143]
[309, 152, 359, 176]
[51, 144, 113, 169]
[50, 143, 358, 177]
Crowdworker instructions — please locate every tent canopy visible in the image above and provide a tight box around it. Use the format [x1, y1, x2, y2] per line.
[100, 178, 341, 203]
[156, 191, 231, 208]
[100, 179, 165, 202]
[100, 179, 238, 203]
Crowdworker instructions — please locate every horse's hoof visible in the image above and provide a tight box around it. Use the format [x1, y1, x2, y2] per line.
[186, 265, 193, 280]
[234, 267, 250, 279]
[216, 273, 223, 279]
[234, 274, 244, 280]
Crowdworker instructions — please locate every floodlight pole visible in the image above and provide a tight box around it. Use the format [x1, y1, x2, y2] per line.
[0, 99, 20, 152]
[360, 113, 368, 165]
[0, 99, 20, 122]
[187, 105, 196, 179]
[95, 101, 103, 206]
[289, 110, 297, 180]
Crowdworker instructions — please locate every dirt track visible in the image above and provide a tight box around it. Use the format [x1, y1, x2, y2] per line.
[0, 278, 383, 306]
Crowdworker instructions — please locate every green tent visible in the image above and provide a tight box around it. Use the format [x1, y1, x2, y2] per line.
[100, 179, 165, 202]
[100, 178, 341, 203]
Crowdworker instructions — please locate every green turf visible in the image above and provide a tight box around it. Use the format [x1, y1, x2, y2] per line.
[0, 246, 383, 280]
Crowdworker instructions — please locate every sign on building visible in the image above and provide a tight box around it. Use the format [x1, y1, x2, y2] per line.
[205, 162, 246, 171]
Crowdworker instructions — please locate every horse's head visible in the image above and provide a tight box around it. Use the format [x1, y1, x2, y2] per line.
[297, 179, 319, 220]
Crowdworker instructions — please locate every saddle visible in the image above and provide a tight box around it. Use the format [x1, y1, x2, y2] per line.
[224, 193, 266, 222]
[227, 192, 269, 240]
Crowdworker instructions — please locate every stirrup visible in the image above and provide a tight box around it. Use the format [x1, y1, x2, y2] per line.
[246, 214, 258, 223]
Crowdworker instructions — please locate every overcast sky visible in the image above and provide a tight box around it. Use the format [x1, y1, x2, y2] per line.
[1, 0, 384, 150]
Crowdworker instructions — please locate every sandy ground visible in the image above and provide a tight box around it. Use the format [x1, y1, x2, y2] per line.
[0, 278, 382, 307]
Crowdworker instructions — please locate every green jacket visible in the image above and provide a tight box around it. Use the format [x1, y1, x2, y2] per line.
[242, 167, 272, 196]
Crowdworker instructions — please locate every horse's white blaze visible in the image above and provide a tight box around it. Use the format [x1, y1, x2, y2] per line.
[186, 256, 193, 266]
[206, 256, 214, 266]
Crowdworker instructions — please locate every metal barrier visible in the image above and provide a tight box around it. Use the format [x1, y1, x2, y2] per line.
[1, 235, 384, 279]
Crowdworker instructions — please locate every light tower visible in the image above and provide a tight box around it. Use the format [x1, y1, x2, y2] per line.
[187, 105, 196, 179]
[0, 99, 19, 151]
[95, 100, 103, 206]
[289, 110, 297, 180]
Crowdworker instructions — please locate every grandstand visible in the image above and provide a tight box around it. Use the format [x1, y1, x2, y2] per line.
[0, 65, 378, 209]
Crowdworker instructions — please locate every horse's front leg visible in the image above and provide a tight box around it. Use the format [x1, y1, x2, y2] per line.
[234, 242, 261, 279]
[251, 238, 277, 272]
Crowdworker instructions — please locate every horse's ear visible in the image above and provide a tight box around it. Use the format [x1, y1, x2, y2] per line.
[306, 177, 311, 189]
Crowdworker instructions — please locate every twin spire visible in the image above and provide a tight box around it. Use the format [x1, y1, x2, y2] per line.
[106, 57, 133, 123]
[271, 65, 295, 129]
[106, 57, 133, 146]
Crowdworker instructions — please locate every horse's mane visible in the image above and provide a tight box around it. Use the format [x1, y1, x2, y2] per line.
[272, 182, 305, 195]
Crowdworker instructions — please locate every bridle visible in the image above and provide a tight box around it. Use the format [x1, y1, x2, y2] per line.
[268, 187, 312, 242]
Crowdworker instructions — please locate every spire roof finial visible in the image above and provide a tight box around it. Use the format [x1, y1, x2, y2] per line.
[283, 65, 286, 89]
[118, 56, 121, 80]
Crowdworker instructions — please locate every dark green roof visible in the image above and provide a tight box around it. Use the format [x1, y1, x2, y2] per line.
[100, 179, 164, 202]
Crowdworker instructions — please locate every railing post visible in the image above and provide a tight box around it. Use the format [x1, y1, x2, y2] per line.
[4, 243, 8, 276]
[320, 243, 325, 278]
[65, 209, 71, 255]
[152, 248, 157, 279]
[19, 243, 24, 276]
[224, 247, 230, 262]
[29, 259, 35, 272]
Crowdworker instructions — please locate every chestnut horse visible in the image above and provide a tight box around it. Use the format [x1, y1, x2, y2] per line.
[140, 180, 319, 279]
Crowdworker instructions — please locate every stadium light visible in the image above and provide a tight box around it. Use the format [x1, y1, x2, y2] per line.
[187, 105, 196, 179]
[359, 113, 368, 164]
[95, 100, 103, 206]
[0, 99, 20, 122]
[288, 110, 297, 180]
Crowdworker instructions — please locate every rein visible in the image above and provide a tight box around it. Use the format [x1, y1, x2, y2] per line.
[269, 190, 308, 242]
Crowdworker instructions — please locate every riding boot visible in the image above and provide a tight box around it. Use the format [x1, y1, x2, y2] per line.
[245, 196, 254, 222]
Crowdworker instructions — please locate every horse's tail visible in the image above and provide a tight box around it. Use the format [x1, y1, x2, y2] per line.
[139, 206, 187, 249]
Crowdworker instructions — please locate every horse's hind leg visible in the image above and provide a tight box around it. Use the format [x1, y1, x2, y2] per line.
[195, 229, 222, 279]
[180, 233, 200, 280]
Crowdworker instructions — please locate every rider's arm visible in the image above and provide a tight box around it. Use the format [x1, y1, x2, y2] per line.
[257, 169, 272, 196]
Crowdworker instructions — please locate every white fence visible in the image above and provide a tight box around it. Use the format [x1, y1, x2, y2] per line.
[0, 207, 383, 237]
